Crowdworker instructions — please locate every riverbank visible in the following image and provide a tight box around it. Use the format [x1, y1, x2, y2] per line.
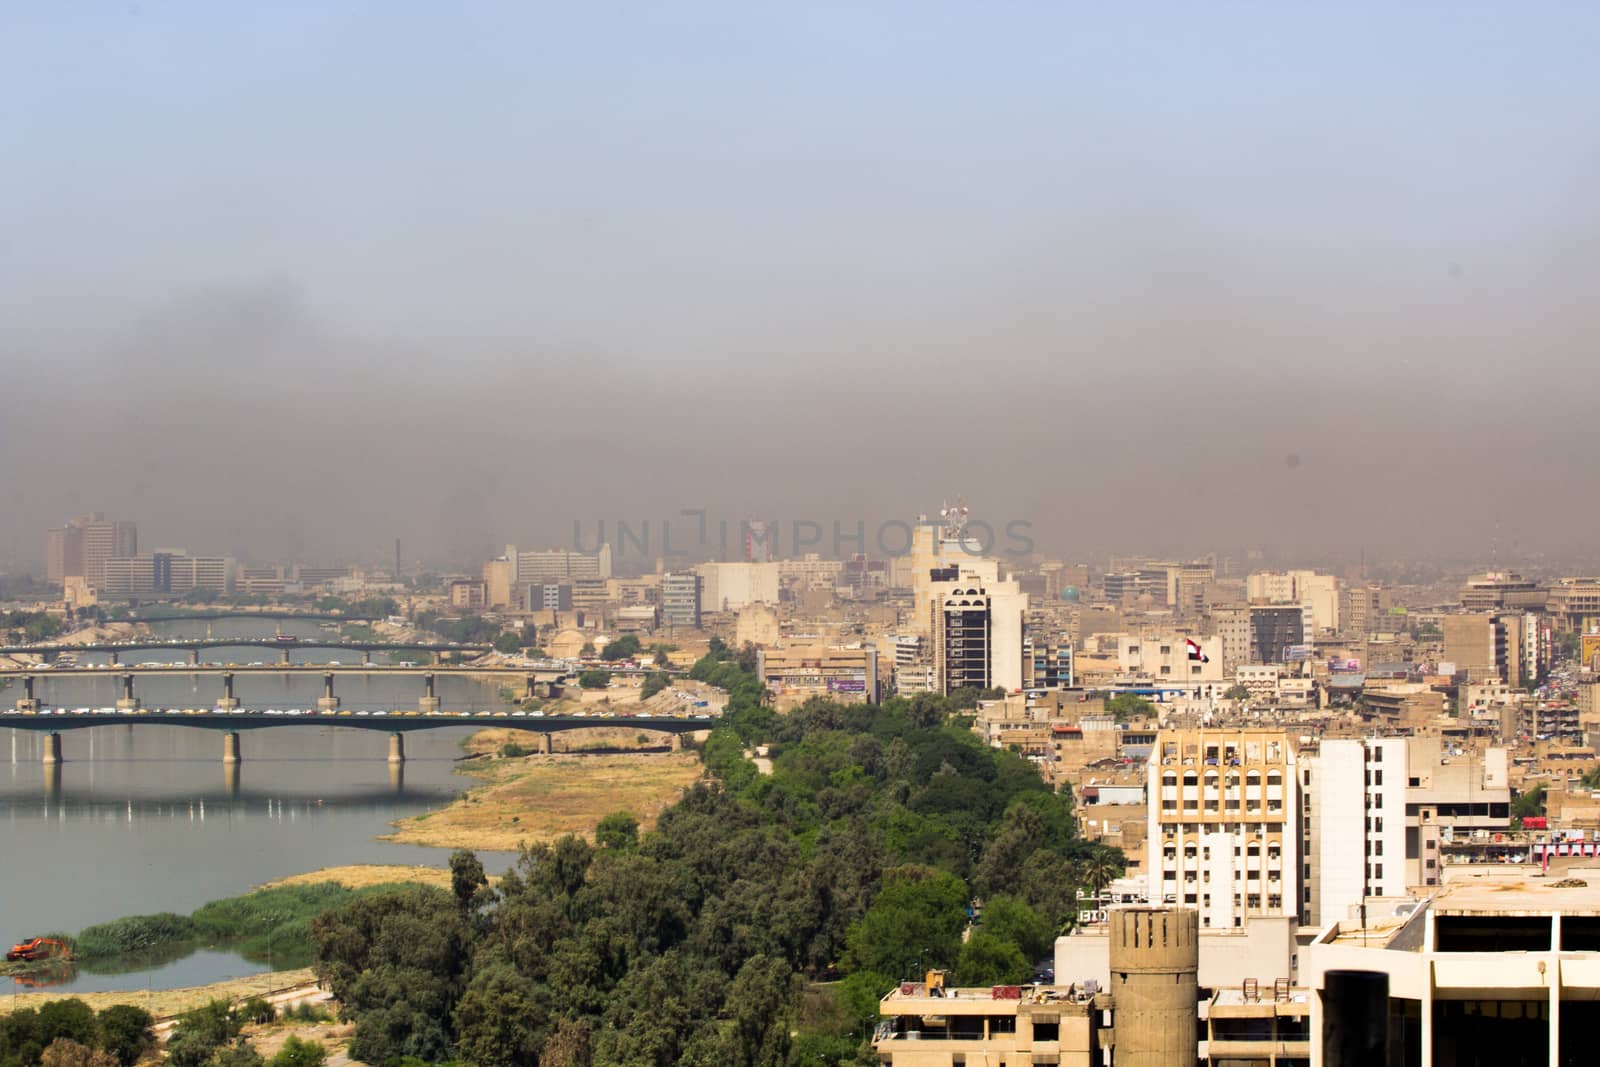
[6, 968, 317, 1016]
[381, 749, 703, 851]
[257, 864, 457, 892]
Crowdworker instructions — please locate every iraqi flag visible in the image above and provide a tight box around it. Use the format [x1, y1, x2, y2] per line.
[1186, 639, 1209, 663]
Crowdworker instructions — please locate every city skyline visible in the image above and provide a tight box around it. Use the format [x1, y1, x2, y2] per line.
[6, 4, 1600, 566]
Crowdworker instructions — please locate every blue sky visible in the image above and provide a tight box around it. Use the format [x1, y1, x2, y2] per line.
[3, 3, 1598, 562]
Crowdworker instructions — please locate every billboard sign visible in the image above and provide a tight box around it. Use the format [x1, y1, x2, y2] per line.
[1327, 657, 1362, 672]
[1582, 634, 1600, 665]
[827, 677, 866, 693]
[1282, 645, 1312, 662]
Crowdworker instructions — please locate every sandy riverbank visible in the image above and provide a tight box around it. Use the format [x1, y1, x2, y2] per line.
[5, 968, 318, 1017]
[382, 749, 703, 851]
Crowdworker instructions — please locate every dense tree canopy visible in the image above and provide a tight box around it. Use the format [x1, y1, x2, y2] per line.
[310, 643, 1123, 1065]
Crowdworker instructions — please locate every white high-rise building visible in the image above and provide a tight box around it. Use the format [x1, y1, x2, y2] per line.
[1298, 738, 1407, 929]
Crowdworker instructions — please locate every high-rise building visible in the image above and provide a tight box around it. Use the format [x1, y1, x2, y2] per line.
[933, 582, 992, 693]
[47, 514, 136, 588]
[1247, 569, 1339, 632]
[1147, 728, 1298, 929]
[510, 545, 612, 582]
[1299, 736, 1510, 927]
[661, 572, 702, 628]
[1247, 605, 1305, 664]
[1339, 584, 1393, 638]
[1023, 633, 1074, 689]
[96, 551, 232, 597]
[742, 520, 773, 563]
[696, 562, 781, 612]
[1443, 612, 1527, 685]
[46, 526, 82, 585]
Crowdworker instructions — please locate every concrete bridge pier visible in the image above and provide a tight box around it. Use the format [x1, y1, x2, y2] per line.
[224, 760, 240, 799]
[190, 648, 201, 665]
[363, 650, 372, 666]
[43, 760, 61, 803]
[419, 672, 441, 714]
[537, 733, 553, 755]
[669, 733, 683, 752]
[116, 673, 139, 711]
[217, 671, 240, 710]
[42, 731, 62, 764]
[222, 731, 241, 764]
[388, 759, 404, 794]
[15, 675, 38, 714]
[525, 675, 537, 701]
[108, 650, 119, 665]
[281, 648, 292, 664]
[317, 671, 340, 712]
[388, 732, 405, 764]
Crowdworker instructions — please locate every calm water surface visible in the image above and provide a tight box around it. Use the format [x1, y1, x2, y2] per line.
[1, 619, 517, 994]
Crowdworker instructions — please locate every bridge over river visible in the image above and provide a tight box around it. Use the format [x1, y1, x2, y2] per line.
[0, 706, 711, 764]
[0, 637, 492, 664]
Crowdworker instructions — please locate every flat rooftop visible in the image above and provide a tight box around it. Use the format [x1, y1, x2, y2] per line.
[1211, 988, 1311, 1007]
[1327, 913, 1416, 947]
[1431, 872, 1600, 916]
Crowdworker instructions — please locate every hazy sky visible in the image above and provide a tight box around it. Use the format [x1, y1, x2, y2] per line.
[4, 3, 1599, 570]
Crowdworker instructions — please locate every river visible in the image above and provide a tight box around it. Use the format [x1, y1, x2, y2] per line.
[0, 618, 517, 995]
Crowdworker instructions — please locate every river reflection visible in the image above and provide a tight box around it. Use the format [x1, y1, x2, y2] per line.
[1, 717, 512, 994]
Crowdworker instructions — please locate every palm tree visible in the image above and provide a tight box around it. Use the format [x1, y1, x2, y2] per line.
[1082, 851, 1123, 898]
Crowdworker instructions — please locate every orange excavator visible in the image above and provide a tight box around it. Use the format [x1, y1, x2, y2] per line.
[6, 937, 73, 963]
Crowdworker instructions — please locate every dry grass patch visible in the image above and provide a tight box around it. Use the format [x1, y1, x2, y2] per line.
[9, 969, 316, 1018]
[383, 751, 703, 851]
[256, 864, 456, 892]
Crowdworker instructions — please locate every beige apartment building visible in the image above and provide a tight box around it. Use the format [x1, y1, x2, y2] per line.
[1147, 728, 1298, 929]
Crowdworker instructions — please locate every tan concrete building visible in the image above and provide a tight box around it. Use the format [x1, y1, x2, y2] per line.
[733, 604, 781, 647]
[47, 513, 137, 588]
[1147, 728, 1298, 928]
[1442, 613, 1525, 685]
[1361, 683, 1446, 729]
[873, 980, 1111, 1066]
[448, 579, 487, 611]
[482, 558, 514, 610]
[756, 645, 879, 707]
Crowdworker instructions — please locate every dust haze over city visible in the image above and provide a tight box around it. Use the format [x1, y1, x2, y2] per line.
[16, 7, 1600, 1067]
[5, 3, 1599, 573]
